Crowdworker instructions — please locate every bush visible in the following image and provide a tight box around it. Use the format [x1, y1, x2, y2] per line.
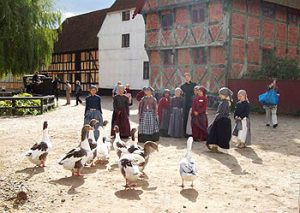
[0, 93, 41, 116]
[251, 52, 300, 80]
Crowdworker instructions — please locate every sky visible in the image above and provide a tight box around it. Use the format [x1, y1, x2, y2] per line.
[54, 0, 115, 20]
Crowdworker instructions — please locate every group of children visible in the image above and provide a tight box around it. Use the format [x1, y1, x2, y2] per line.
[157, 86, 252, 153]
[85, 81, 252, 153]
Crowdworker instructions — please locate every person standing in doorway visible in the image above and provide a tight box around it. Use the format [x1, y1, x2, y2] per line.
[65, 81, 72, 105]
[75, 80, 83, 106]
[264, 79, 280, 128]
[180, 72, 197, 137]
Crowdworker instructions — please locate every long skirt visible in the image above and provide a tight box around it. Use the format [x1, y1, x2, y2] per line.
[138, 111, 159, 143]
[168, 107, 184, 138]
[191, 113, 208, 141]
[111, 109, 131, 138]
[84, 110, 103, 141]
[159, 109, 170, 137]
[186, 108, 192, 136]
[207, 117, 232, 149]
[232, 118, 251, 145]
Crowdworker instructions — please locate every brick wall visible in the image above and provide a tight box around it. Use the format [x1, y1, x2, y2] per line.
[230, 0, 300, 79]
[144, 0, 229, 91]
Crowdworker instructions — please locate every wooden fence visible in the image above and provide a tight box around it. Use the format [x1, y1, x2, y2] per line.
[0, 95, 55, 115]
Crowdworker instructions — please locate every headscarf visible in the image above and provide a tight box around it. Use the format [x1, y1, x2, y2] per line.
[219, 87, 233, 101]
[163, 89, 170, 97]
[238, 89, 249, 102]
[199, 86, 207, 96]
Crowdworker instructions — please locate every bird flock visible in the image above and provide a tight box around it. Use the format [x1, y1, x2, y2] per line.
[24, 121, 198, 188]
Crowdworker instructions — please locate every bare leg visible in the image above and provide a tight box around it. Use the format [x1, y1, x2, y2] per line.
[191, 181, 194, 188]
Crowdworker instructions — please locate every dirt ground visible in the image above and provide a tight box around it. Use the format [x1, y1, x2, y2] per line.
[0, 97, 299, 213]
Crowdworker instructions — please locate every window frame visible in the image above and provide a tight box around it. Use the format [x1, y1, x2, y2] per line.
[143, 61, 150, 80]
[162, 50, 175, 65]
[191, 48, 206, 65]
[122, 10, 130, 21]
[161, 14, 173, 30]
[192, 8, 205, 24]
[121, 34, 130, 48]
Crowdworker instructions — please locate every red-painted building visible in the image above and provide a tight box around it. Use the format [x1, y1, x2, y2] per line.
[137, 0, 300, 92]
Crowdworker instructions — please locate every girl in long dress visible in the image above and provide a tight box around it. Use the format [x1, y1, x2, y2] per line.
[191, 86, 208, 142]
[168, 88, 184, 138]
[138, 87, 160, 143]
[111, 85, 131, 138]
[232, 90, 251, 148]
[158, 89, 171, 137]
[206, 87, 233, 153]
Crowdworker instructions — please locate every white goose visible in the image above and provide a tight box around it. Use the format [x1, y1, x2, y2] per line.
[96, 121, 111, 162]
[112, 125, 128, 158]
[58, 125, 93, 176]
[118, 154, 142, 188]
[25, 121, 52, 167]
[179, 137, 197, 188]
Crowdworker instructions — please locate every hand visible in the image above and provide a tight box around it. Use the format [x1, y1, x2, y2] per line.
[194, 112, 198, 116]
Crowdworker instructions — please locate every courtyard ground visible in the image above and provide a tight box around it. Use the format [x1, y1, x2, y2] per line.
[0, 97, 299, 213]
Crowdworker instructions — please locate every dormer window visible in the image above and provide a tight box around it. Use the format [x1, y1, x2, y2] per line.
[122, 11, 130, 21]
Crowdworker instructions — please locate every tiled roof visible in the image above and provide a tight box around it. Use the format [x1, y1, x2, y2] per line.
[54, 9, 108, 53]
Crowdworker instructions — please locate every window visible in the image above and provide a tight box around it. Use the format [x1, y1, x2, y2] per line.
[143, 62, 150, 80]
[162, 50, 174, 65]
[191, 48, 206, 64]
[122, 34, 130, 48]
[262, 48, 273, 63]
[122, 11, 130, 21]
[192, 8, 205, 23]
[161, 14, 173, 30]
[262, 3, 275, 18]
[287, 9, 298, 24]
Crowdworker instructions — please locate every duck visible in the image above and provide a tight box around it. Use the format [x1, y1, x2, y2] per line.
[127, 141, 158, 173]
[112, 125, 128, 158]
[179, 137, 197, 188]
[25, 121, 52, 167]
[96, 121, 112, 162]
[58, 125, 93, 176]
[118, 154, 142, 188]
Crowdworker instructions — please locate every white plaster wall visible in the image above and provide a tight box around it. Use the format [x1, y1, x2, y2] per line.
[98, 9, 149, 90]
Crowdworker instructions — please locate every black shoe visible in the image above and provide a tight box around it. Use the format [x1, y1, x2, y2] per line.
[273, 124, 278, 128]
[266, 124, 270, 127]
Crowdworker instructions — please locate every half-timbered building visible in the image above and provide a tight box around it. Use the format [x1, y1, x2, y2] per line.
[41, 9, 108, 91]
[137, 0, 300, 92]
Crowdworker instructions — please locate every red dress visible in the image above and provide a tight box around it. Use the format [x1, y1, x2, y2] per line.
[158, 97, 171, 136]
[191, 95, 208, 141]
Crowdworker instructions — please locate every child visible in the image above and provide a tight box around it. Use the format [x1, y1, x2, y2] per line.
[264, 80, 279, 128]
[158, 89, 171, 137]
[191, 86, 208, 142]
[168, 88, 184, 138]
[232, 90, 251, 148]
[84, 85, 103, 140]
[111, 85, 131, 138]
[138, 87, 160, 143]
[186, 86, 198, 136]
[206, 87, 233, 153]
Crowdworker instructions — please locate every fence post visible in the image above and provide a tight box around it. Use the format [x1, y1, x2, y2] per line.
[12, 98, 16, 115]
[40, 98, 44, 114]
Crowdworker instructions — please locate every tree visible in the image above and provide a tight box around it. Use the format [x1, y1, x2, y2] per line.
[251, 52, 300, 80]
[0, 0, 60, 76]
